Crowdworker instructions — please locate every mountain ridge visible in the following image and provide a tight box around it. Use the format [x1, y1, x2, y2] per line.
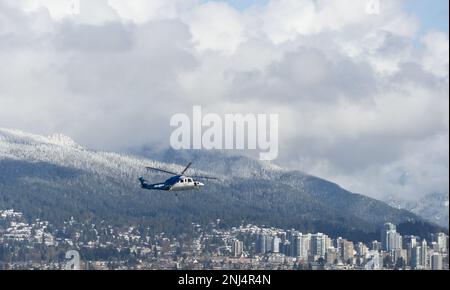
[386, 192, 449, 229]
[0, 128, 445, 242]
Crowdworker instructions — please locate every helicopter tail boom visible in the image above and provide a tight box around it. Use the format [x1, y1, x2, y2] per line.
[139, 177, 169, 191]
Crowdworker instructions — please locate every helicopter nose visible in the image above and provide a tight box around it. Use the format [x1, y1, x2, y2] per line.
[195, 182, 205, 187]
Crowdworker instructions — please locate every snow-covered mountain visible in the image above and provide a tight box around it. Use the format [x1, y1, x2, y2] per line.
[386, 193, 449, 229]
[0, 128, 444, 241]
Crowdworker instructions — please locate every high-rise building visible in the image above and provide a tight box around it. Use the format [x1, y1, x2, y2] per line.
[326, 248, 339, 264]
[381, 223, 396, 251]
[411, 240, 430, 269]
[436, 233, 448, 253]
[371, 240, 381, 252]
[281, 240, 291, 256]
[431, 253, 443, 270]
[340, 240, 354, 263]
[431, 242, 439, 252]
[420, 240, 429, 269]
[404, 235, 418, 266]
[311, 233, 327, 258]
[272, 237, 281, 253]
[233, 240, 243, 257]
[403, 235, 417, 248]
[266, 236, 274, 253]
[383, 229, 402, 252]
[325, 236, 333, 251]
[286, 230, 295, 242]
[411, 246, 421, 269]
[290, 233, 310, 259]
[257, 233, 267, 254]
[299, 234, 310, 259]
[334, 237, 343, 252]
[356, 242, 368, 256]
[289, 234, 298, 257]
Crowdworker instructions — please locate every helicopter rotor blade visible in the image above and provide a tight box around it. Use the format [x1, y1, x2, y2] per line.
[181, 162, 192, 175]
[146, 167, 179, 176]
[191, 175, 218, 180]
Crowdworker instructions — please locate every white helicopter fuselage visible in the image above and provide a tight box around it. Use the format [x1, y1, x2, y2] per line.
[170, 176, 205, 191]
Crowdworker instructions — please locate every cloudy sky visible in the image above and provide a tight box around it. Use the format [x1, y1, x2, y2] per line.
[0, 0, 448, 201]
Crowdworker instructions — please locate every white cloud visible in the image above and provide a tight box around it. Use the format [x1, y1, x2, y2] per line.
[183, 1, 245, 54]
[0, 0, 448, 200]
[421, 31, 450, 78]
[108, 0, 197, 23]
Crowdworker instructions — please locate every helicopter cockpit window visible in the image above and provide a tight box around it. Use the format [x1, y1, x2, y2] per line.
[189, 179, 193, 183]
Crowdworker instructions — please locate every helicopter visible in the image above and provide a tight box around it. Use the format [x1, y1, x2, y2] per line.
[139, 162, 217, 191]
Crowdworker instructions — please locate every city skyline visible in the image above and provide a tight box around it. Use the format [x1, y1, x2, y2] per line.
[1, 209, 447, 270]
